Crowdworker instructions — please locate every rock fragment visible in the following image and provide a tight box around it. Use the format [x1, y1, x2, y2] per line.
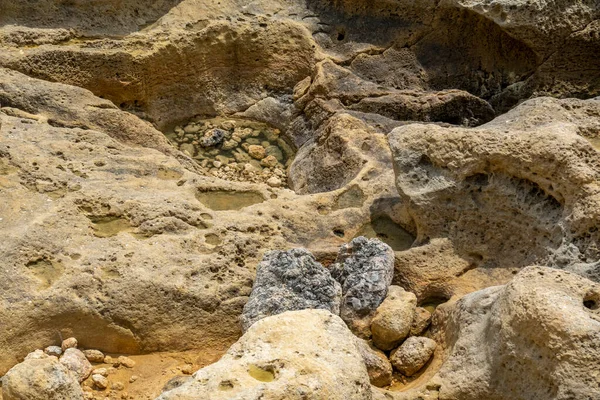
[2, 357, 84, 400]
[371, 285, 417, 350]
[44, 346, 62, 357]
[410, 307, 432, 336]
[91, 373, 109, 389]
[355, 338, 393, 387]
[199, 128, 226, 148]
[83, 349, 105, 363]
[330, 236, 395, 337]
[118, 356, 136, 368]
[240, 248, 342, 332]
[61, 337, 78, 351]
[390, 336, 436, 376]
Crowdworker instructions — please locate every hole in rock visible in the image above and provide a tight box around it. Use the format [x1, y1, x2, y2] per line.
[165, 117, 296, 188]
[248, 364, 276, 382]
[584, 294, 599, 310]
[25, 258, 64, 289]
[90, 216, 134, 238]
[419, 296, 450, 314]
[195, 190, 265, 211]
[355, 215, 415, 251]
[333, 228, 346, 237]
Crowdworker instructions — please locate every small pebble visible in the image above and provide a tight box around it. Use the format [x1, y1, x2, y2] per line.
[44, 346, 62, 357]
[92, 368, 108, 376]
[84, 349, 105, 363]
[118, 356, 136, 368]
[112, 381, 125, 391]
[61, 337, 78, 351]
[92, 374, 109, 390]
[129, 375, 139, 383]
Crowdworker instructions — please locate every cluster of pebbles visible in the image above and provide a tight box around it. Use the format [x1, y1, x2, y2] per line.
[166, 117, 295, 188]
[25, 337, 140, 400]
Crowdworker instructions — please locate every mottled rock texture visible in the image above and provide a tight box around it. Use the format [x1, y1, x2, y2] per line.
[2, 357, 84, 400]
[240, 248, 342, 332]
[157, 310, 372, 400]
[330, 236, 395, 337]
[0, 0, 599, 398]
[389, 97, 600, 281]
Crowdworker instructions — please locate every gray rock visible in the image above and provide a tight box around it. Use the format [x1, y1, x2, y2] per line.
[2, 357, 84, 400]
[390, 336, 436, 376]
[44, 346, 63, 357]
[240, 248, 342, 332]
[59, 348, 92, 383]
[330, 236, 395, 337]
[199, 128, 226, 148]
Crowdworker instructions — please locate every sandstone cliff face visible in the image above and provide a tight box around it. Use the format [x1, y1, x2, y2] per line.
[1, 0, 599, 398]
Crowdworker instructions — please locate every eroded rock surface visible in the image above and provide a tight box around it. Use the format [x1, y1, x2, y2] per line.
[157, 309, 372, 400]
[2, 356, 84, 400]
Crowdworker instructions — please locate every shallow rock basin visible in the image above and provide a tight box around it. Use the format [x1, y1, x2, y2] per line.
[356, 215, 415, 251]
[195, 190, 265, 211]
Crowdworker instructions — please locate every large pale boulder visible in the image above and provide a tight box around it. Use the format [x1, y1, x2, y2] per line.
[157, 309, 372, 400]
[240, 249, 342, 332]
[2, 357, 84, 400]
[429, 266, 600, 400]
[330, 236, 395, 337]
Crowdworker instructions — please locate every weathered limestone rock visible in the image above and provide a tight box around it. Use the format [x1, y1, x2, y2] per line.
[390, 336, 436, 376]
[428, 266, 600, 400]
[59, 348, 93, 383]
[330, 236, 395, 337]
[2, 357, 84, 400]
[157, 309, 372, 400]
[371, 286, 417, 351]
[356, 338, 393, 388]
[61, 337, 77, 351]
[388, 97, 600, 278]
[240, 249, 342, 332]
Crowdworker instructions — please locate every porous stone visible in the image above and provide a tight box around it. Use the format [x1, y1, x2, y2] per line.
[59, 348, 93, 383]
[390, 336, 436, 376]
[2, 357, 84, 400]
[371, 286, 417, 351]
[427, 266, 600, 400]
[330, 236, 395, 337]
[157, 310, 371, 400]
[240, 248, 342, 332]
